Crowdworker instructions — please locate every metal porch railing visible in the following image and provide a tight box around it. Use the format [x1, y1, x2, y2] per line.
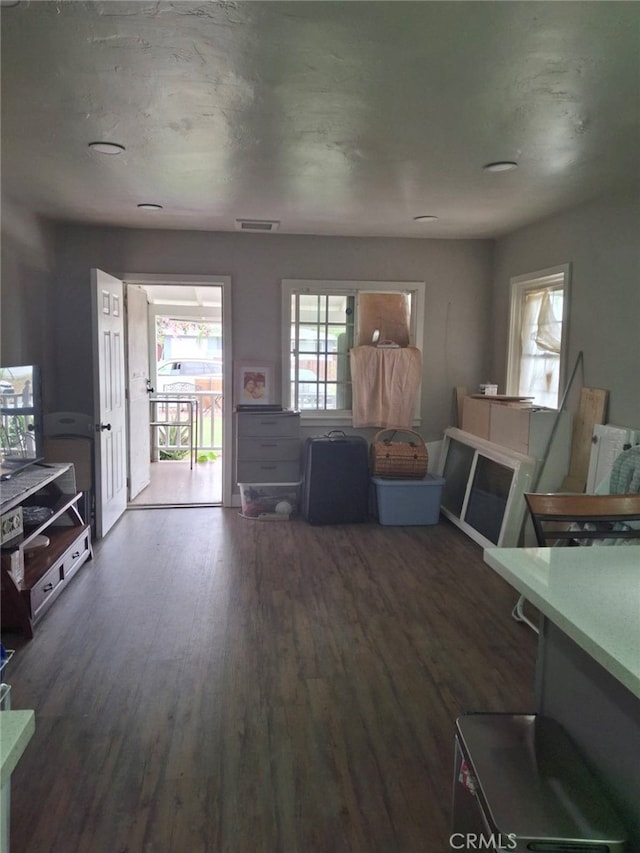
[150, 391, 223, 461]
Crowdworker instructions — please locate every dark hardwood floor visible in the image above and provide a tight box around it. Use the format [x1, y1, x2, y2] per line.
[3, 509, 537, 853]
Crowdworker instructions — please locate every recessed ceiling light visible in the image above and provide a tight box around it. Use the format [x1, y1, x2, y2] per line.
[413, 215, 438, 222]
[483, 161, 518, 172]
[89, 141, 126, 155]
[137, 203, 163, 210]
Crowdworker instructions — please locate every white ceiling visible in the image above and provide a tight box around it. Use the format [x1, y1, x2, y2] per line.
[2, 1, 639, 239]
[142, 282, 222, 307]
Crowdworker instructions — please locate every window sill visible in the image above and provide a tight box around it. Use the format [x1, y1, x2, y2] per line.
[297, 411, 422, 429]
[298, 411, 354, 427]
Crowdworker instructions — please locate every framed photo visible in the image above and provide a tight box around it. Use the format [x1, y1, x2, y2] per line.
[235, 361, 274, 405]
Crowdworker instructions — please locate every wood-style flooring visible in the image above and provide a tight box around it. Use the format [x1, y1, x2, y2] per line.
[3, 509, 537, 853]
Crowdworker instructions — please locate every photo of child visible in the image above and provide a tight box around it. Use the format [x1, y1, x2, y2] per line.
[241, 372, 265, 401]
[237, 364, 272, 405]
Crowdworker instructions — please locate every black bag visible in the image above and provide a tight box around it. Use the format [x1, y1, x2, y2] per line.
[301, 431, 369, 524]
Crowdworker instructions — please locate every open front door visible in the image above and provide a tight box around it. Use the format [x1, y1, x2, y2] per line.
[91, 269, 127, 538]
[126, 284, 151, 499]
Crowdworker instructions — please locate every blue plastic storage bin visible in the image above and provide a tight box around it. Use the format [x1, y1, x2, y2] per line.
[371, 474, 445, 525]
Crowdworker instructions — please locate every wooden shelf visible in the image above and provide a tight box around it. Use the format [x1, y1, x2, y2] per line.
[21, 524, 90, 589]
[14, 492, 84, 549]
[0, 465, 92, 638]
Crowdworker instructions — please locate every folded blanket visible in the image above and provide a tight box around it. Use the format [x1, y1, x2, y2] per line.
[350, 346, 422, 428]
[609, 445, 640, 495]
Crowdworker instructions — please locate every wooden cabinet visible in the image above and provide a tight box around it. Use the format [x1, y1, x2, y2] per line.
[0, 463, 92, 638]
[236, 411, 301, 484]
[461, 397, 571, 492]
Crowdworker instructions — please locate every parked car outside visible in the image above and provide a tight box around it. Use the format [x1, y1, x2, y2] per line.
[156, 358, 223, 393]
[294, 368, 336, 409]
[0, 380, 15, 395]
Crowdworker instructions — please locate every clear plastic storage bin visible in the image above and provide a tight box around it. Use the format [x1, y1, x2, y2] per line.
[239, 482, 300, 519]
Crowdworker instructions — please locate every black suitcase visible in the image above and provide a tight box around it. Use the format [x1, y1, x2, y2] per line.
[301, 430, 370, 524]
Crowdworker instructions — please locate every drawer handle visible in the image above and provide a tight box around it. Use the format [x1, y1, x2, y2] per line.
[71, 551, 81, 559]
[43, 582, 54, 593]
[260, 443, 278, 448]
[261, 464, 277, 469]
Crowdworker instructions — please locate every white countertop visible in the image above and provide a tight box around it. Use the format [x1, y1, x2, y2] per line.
[484, 546, 640, 699]
[0, 710, 35, 787]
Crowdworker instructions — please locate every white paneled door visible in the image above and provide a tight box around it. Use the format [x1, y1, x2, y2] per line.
[125, 284, 151, 500]
[92, 269, 128, 538]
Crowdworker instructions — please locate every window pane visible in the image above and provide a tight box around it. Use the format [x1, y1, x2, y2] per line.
[327, 295, 349, 321]
[287, 283, 420, 414]
[508, 272, 567, 409]
[289, 292, 355, 411]
[299, 293, 325, 322]
[298, 327, 320, 353]
[465, 456, 513, 545]
[517, 287, 564, 407]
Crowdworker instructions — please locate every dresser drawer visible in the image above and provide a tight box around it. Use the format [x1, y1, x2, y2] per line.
[61, 529, 91, 582]
[237, 459, 301, 483]
[237, 413, 300, 439]
[237, 437, 300, 462]
[30, 561, 64, 616]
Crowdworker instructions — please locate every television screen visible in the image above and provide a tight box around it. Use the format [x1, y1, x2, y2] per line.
[0, 364, 43, 477]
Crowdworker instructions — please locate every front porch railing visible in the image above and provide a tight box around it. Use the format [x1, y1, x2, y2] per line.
[150, 391, 223, 459]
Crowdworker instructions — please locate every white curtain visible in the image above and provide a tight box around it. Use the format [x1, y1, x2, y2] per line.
[534, 290, 562, 352]
[519, 289, 562, 406]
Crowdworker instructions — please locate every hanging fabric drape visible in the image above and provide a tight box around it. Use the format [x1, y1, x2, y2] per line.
[350, 346, 422, 428]
[535, 290, 562, 353]
[519, 288, 562, 402]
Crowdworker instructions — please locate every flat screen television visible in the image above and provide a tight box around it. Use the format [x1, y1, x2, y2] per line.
[0, 364, 44, 479]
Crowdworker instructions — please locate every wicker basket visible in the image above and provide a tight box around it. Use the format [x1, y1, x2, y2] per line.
[369, 429, 428, 479]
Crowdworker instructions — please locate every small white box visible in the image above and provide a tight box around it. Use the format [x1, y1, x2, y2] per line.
[1, 506, 23, 545]
[1, 548, 24, 585]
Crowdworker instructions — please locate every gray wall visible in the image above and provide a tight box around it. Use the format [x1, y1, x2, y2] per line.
[0, 198, 56, 408]
[492, 186, 640, 429]
[4, 184, 637, 456]
[50, 225, 493, 441]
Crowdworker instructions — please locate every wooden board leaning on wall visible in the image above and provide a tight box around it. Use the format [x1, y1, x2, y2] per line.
[561, 387, 608, 493]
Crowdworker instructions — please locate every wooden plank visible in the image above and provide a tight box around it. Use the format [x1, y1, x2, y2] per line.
[469, 394, 534, 401]
[561, 387, 608, 492]
[454, 386, 466, 428]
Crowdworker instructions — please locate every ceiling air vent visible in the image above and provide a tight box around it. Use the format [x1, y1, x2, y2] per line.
[235, 219, 280, 233]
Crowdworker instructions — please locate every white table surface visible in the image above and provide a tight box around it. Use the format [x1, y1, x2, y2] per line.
[0, 710, 35, 787]
[483, 546, 640, 699]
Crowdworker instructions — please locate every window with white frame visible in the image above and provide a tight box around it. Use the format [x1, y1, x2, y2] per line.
[282, 279, 425, 415]
[506, 264, 570, 409]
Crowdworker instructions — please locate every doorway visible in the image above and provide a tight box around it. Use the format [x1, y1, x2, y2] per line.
[122, 274, 232, 509]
